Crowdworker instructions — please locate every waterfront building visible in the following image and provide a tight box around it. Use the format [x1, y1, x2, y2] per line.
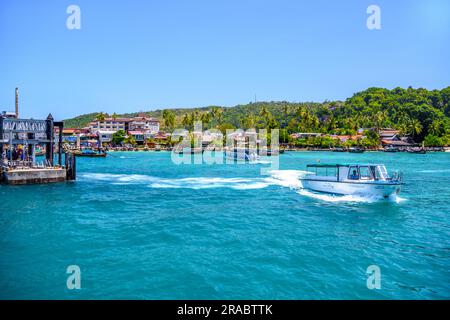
[97, 130, 116, 143]
[290, 132, 322, 139]
[128, 115, 160, 133]
[89, 118, 130, 132]
[330, 134, 364, 142]
[89, 116, 160, 135]
[128, 130, 145, 144]
[379, 128, 414, 147]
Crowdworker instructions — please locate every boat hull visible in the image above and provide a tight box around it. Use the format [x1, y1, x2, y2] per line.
[75, 153, 107, 158]
[300, 179, 402, 198]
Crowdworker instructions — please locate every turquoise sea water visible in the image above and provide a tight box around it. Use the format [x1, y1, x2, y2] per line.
[0, 151, 449, 299]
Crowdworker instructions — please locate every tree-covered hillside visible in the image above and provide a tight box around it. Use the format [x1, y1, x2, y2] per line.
[63, 86, 450, 145]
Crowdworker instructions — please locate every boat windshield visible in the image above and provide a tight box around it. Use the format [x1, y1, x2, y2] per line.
[375, 165, 389, 180]
[359, 166, 373, 180]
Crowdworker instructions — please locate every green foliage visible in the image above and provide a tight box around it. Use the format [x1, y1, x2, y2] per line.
[218, 123, 236, 135]
[63, 86, 450, 146]
[111, 130, 126, 145]
[162, 109, 175, 131]
[423, 134, 444, 147]
[124, 135, 136, 146]
[63, 112, 99, 128]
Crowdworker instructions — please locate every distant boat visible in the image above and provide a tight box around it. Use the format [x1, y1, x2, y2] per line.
[300, 163, 403, 198]
[173, 147, 203, 154]
[407, 148, 426, 154]
[383, 146, 399, 152]
[75, 149, 107, 158]
[349, 147, 364, 153]
[225, 148, 260, 162]
[258, 148, 283, 156]
[407, 143, 426, 154]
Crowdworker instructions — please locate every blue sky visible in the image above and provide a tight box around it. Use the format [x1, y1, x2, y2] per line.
[0, 0, 449, 120]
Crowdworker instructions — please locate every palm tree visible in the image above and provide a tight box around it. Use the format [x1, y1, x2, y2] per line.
[182, 113, 191, 130]
[397, 122, 409, 136]
[309, 114, 320, 131]
[96, 112, 106, 121]
[210, 107, 223, 127]
[428, 120, 443, 136]
[296, 106, 310, 131]
[124, 135, 136, 146]
[162, 110, 175, 132]
[373, 110, 387, 133]
[201, 112, 212, 129]
[216, 110, 223, 127]
[282, 103, 289, 128]
[247, 113, 255, 129]
[408, 119, 423, 138]
[193, 111, 200, 122]
[260, 106, 272, 128]
[111, 112, 118, 120]
[327, 116, 337, 133]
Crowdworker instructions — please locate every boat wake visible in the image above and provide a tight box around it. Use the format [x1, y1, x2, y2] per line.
[81, 173, 270, 190]
[296, 188, 390, 203]
[419, 169, 450, 173]
[81, 171, 406, 203]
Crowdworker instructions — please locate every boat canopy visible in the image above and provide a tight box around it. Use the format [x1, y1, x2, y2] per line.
[306, 164, 348, 168]
[306, 163, 383, 168]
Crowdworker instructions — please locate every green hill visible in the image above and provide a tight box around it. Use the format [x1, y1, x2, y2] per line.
[63, 86, 450, 145]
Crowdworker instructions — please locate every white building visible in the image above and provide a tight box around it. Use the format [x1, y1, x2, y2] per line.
[89, 116, 160, 135]
[128, 116, 160, 133]
[97, 130, 116, 143]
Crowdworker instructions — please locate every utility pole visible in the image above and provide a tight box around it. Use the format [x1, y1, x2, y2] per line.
[15, 87, 19, 118]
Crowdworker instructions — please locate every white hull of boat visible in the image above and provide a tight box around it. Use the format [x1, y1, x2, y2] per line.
[300, 179, 402, 198]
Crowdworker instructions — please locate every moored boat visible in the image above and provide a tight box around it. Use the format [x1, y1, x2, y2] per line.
[300, 163, 403, 198]
[349, 147, 364, 153]
[75, 149, 107, 157]
[384, 146, 399, 152]
[407, 147, 426, 154]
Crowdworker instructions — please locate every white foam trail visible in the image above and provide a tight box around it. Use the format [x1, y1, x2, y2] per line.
[250, 160, 272, 165]
[81, 173, 270, 190]
[81, 172, 406, 203]
[265, 170, 308, 189]
[296, 189, 379, 203]
[390, 195, 407, 203]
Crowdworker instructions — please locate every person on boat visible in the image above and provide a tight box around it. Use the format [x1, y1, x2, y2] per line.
[349, 169, 359, 180]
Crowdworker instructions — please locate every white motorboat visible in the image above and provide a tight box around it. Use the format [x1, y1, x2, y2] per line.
[225, 148, 260, 162]
[300, 163, 403, 198]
